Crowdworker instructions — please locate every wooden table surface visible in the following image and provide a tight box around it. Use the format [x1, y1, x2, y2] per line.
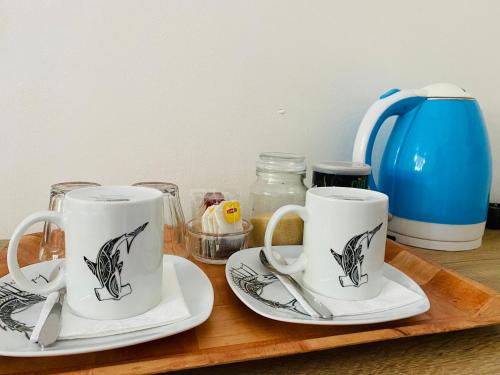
[177, 230, 500, 375]
[1, 230, 499, 375]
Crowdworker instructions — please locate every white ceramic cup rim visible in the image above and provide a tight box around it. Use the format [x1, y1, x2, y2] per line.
[65, 185, 163, 205]
[307, 186, 388, 204]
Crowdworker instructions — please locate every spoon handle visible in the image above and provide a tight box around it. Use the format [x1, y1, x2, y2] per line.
[258, 249, 333, 319]
[283, 274, 333, 319]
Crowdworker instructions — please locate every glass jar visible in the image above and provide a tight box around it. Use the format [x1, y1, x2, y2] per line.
[248, 152, 307, 247]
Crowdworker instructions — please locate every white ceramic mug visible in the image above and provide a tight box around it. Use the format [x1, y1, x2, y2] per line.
[7, 186, 164, 320]
[264, 187, 388, 300]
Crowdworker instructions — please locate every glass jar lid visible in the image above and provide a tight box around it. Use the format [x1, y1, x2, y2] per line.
[256, 152, 306, 174]
[312, 161, 371, 176]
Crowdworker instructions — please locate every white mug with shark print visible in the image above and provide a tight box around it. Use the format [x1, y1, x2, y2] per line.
[264, 187, 388, 300]
[7, 186, 164, 320]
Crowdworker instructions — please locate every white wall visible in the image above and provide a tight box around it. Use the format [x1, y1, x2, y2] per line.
[1, 0, 499, 237]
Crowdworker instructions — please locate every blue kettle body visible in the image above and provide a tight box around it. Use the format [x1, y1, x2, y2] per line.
[353, 83, 492, 250]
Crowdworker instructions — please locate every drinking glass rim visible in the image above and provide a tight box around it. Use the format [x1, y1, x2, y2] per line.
[132, 182, 180, 195]
[51, 181, 101, 194]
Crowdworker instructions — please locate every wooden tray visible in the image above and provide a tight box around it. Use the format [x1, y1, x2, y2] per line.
[1, 233, 500, 374]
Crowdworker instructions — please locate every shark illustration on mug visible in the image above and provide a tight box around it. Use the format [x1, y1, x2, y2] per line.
[330, 223, 382, 288]
[84, 222, 148, 301]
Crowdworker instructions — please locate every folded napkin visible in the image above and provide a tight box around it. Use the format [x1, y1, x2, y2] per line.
[282, 255, 424, 317]
[31, 260, 190, 341]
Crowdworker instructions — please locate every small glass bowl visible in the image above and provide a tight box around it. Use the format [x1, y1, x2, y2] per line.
[186, 219, 253, 264]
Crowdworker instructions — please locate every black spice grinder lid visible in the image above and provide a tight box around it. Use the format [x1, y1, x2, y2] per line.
[486, 203, 500, 229]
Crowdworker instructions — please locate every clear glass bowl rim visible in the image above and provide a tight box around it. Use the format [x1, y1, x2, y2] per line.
[186, 219, 253, 237]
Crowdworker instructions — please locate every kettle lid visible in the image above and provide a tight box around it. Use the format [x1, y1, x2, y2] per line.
[421, 83, 474, 99]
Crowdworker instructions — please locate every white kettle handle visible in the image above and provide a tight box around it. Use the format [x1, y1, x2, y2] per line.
[352, 88, 426, 189]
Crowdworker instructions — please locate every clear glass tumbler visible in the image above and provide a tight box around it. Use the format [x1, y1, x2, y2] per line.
[133, 182, 187, 257]
[39, 181, 101, 261]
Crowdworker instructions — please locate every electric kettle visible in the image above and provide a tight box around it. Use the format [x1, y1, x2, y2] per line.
[352, 83, 492, 250]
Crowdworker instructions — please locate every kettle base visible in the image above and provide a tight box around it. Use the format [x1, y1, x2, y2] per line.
[388, 231, 481, 251]
[388, 216, 485, 251]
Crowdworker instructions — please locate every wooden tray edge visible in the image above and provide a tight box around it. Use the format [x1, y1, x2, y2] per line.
[54, 317, 500, 375]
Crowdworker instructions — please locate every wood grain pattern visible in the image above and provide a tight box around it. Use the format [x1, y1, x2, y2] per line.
[0, 230, 499, 375]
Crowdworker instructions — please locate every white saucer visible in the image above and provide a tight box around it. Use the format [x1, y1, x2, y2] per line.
[225, 246, 430, 325]
[0, 255, 213, 357]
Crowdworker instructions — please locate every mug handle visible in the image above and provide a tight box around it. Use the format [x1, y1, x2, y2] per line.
[263, 205, 309, 275]
[7, 211, 66, 294]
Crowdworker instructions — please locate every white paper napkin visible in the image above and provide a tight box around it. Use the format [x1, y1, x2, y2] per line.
[282, 255, 424, 317]
[31, 260, 190, 342]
